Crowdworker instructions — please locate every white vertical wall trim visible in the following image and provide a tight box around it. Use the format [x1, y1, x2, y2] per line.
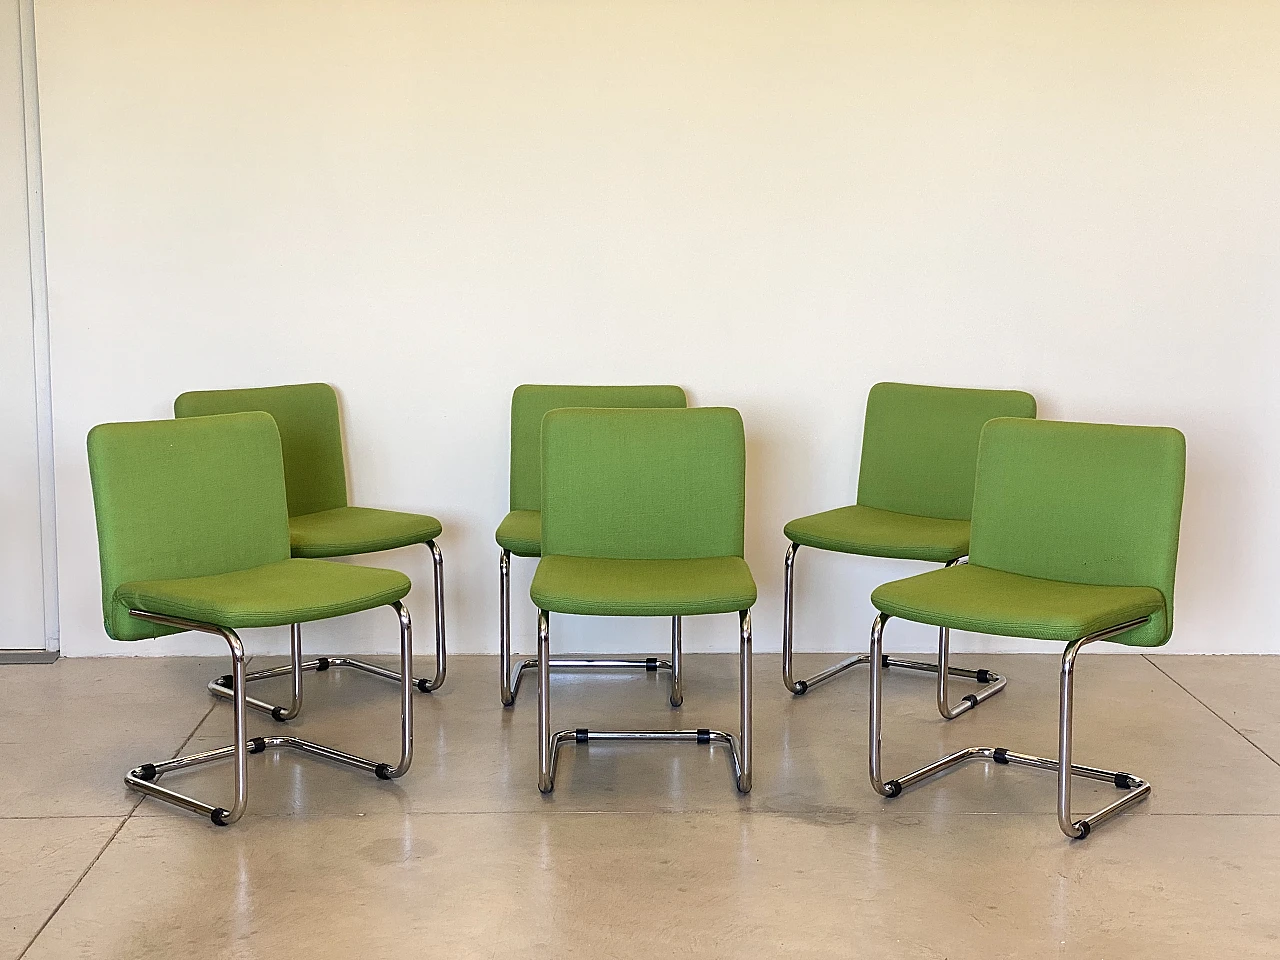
[17, 0, 57, 653]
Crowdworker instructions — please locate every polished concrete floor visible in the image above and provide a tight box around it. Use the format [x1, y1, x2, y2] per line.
[2, 650, 1278, 958]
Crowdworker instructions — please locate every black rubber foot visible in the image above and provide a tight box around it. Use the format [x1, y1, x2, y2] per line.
[271, 706, 288, 722]
[1115, 772, 1136, 789]
[697, 729, 711, 744]
[415, 678, 430, 693]
[645, 658, 658, 672]
[975, 668, 993, 684]
[315, 657, 330, 672]
[1073, 821, 1091, 840]
[884, 780, 902, 798]
[993, 747, 1010, 764]
[575, 728, 589, 743]
[136, 763, 157, 782]
[793, 679, 809, 695]
[211, 808, 230, 827]
[375, 763, 393, 780]
[881, 655, 891, 669]
[217, 674, 233, 688]
[962, 694, 979, 709]
[248, 737, 267, 754]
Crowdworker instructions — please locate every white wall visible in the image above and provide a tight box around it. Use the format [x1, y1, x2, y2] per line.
[34, 1, 1280, 658]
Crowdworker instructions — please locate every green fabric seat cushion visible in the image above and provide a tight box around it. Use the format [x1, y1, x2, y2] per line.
[117, 558, 411, 629]
[289, 506, 442, 559]
[784, 505, 969, 562]
[870, 563, 1164, 645]
[531, 556, 757, 617]
[495, 509, 541, 557]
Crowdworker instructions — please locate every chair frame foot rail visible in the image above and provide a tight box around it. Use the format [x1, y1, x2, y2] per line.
[536, 609, 750, 794]
[867, 611, 1153, 840]
[500, 548, 681, 707]
[126, 603, 414, 826]
[207, 541, 446, 719]
[783, 545, 1007, 718]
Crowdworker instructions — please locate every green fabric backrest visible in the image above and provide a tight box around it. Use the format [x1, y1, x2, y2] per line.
[509, 384, 687, 512]
[174, 383, 348, 517]
[87, 412, 292, 641]
[857, 382, 1037, 521]
[541, 407, 745, 560]
[969, 418, 1186, 647]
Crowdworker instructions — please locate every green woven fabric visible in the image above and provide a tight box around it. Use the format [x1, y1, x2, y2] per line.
[783, 505, 969, 563]
[175, 383, 348, 517]
[872, 418, 1186, 648]
[856, 382, 1037, 521]
[290, 506, 443, 559]
[871, 564, 1165, 643]
[117, 558, 410, 629]
[541, 407, 746, 560]
[88, 413, 293, 641]
[495, 509, 541, 557]
[508, 384, 686, 513]
[531, 556, 757, 617]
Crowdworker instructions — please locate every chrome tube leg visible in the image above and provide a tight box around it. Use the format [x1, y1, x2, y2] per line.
[537, 610, 553, 793]
[1058, 639, 1084, 838]
[272, 623, 303, 722]
[868, 613, 892, 796]
[226, 633, 249, 824]
[737, 610, 752, 793]
[933, 626, 1008, 720]
[670, 616, 684, 708]
[413, 540, 446, 693]
[782, 542, 805, 693]
[500, 549, 518, 706]
[376, 600, 414, 780]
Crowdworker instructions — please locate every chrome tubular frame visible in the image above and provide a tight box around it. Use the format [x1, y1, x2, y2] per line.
[125, 602, 414, 826]
[537, 609, 751, 794]
[868, 612, 1153, 840]
[782, 544, 1007, 718]
[499, 548, 677, 706]
[208, 540, 445, 718]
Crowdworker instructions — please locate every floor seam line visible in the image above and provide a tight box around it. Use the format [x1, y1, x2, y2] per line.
[17, 691, 221, 958]
[1143, 655, 1280, 769]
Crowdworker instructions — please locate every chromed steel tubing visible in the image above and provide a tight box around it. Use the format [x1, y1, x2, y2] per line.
[784, 547, 1005, 719]
[536, 608, 751, 794]
[500, 550, 675, 705]
[127, 603, 415, 825]
[670, 616, 684, 708]
[206, 539, 445, 716]
[868, 611, 1153, 839]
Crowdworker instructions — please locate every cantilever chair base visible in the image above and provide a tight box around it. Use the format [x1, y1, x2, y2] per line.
[783, 544, 1007, 718]
[128, 606, 414, 826]
[207, 540, 446, 720]
[537, 610, 751, 794]
[500, 548, 681, 707]
[868, 612, 1153, 840]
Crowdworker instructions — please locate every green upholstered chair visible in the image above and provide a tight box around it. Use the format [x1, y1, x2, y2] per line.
[782, 381, 1036, 719]
[496, 384, 687, 706]
[531, 407, 755, 793]
[174, 383, 446, 721]
[867, 417, 1185, 839]
[88, 413, 417, 826]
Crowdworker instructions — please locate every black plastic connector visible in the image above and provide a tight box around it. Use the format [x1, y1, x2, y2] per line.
[248, 737, 267, 754]
[962, 694, 979, 709]
[315, 657, 330, 672]
[1115, 772, 1136, 789]
[136, 763, 157, 782]
[975, 669, 993, 684]
[217, 674, 233, 688]
[884, 780, 902, 798]
[1073, 821, 1091, 840]
[645, 658, 658, 672]
[992, 747, 1010, 764]
[416, 678, 430, 693]
[375, 763, 393, 780]
[696, 729, 711, 744]
[575, 728, 589, 743]
[881, 655, 891, 669]
[211, 807, 230, 826]
[271, 706, 288, 722]
[793, 679, 809, 695]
